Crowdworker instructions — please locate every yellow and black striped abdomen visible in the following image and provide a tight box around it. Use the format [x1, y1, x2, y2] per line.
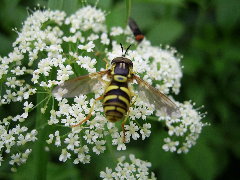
[103, 75, 131, 122]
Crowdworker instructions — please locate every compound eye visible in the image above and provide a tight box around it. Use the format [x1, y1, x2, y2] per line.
[111, 58, 119, 64]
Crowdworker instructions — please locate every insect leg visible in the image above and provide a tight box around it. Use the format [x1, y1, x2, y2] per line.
[94, 51, 101, 56]
[71, 96, 104, 127]
[121, 110, 130, 143]
[129, 85, 138, 106]
[102, 58, 110, 69]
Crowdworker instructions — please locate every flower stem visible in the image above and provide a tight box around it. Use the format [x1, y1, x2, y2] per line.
[125, 0, 132, 25]
[33, 93, 51, 180]
[105, 136, 118, 164]
[147, 116, 159, 121]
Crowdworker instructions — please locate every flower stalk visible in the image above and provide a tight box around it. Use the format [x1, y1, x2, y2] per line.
[33, 93, 51, 180]
[125, 0, 132, 25]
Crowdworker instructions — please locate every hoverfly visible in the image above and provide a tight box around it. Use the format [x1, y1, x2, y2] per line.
[128, 18, 144, 43]
[52, 44, 179, 142]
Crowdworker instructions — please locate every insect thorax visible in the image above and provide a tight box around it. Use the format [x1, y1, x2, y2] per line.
[111, 57, 133, 78]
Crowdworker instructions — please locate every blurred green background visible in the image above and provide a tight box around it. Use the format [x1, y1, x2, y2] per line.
[0, 0, 240, 179]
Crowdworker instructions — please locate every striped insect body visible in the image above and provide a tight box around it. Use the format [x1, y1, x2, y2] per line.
[103, 58, 133, 122]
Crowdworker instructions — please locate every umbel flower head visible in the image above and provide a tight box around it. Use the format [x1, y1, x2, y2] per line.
[100, 154, 156, 180]
[0, 5, 207, 170]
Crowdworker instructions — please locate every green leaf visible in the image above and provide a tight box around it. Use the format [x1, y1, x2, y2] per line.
[86, 0, 112, 9]
[147, 19, 184, 44]
[184, 142, 218, 180]
[62, 0, 78, 15]
[185, 82, 206, 105]
[202, 127, 228, 174]
[215, 0, 240, 31]
[106, 3, 126, 28]
[156, 0, 184, 5]
[47, 162, 80, 180]
[160, 159, 191, 180]
[147, 132, 171, 168]
[182, 54, 203, 75]
[135, 0, 184, 6]
[131, 3, 156, 28]
[48, 0, 64, 10]
[147, 132, 191, 180]
[0, 0, 26, 30]
[0, 33, 12, 55]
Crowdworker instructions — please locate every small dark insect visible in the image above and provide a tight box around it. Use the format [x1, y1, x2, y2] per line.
[52, 45, 179, 142]
[128, 18, 144, 43]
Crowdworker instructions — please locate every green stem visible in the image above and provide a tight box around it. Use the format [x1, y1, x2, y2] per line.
[134, 119, 143, 129]
[0, 81, 3, 97]
[32, 95, 50, 111]
[147, 116, 159, 121]
[33, 93, 51, 180]
[105, 135, 118, 164]
[125, 0, 132, 26]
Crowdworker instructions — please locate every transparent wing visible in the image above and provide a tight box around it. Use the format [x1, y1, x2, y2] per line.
[52, 70, 109, 98]
[133, 75, 180, 117]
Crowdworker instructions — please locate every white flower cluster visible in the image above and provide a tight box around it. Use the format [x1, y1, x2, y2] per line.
[0, 114, 37, 168]
[100, 154, 156, 180]
[0, 5, 207, 169]
[158, 101, 207, 153]
[9, 149, 32, 166]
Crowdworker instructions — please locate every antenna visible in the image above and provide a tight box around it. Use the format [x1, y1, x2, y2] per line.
[120, 43, 124, 55]
[120, 43, 132, 57]
[124, 44, 132, 57]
